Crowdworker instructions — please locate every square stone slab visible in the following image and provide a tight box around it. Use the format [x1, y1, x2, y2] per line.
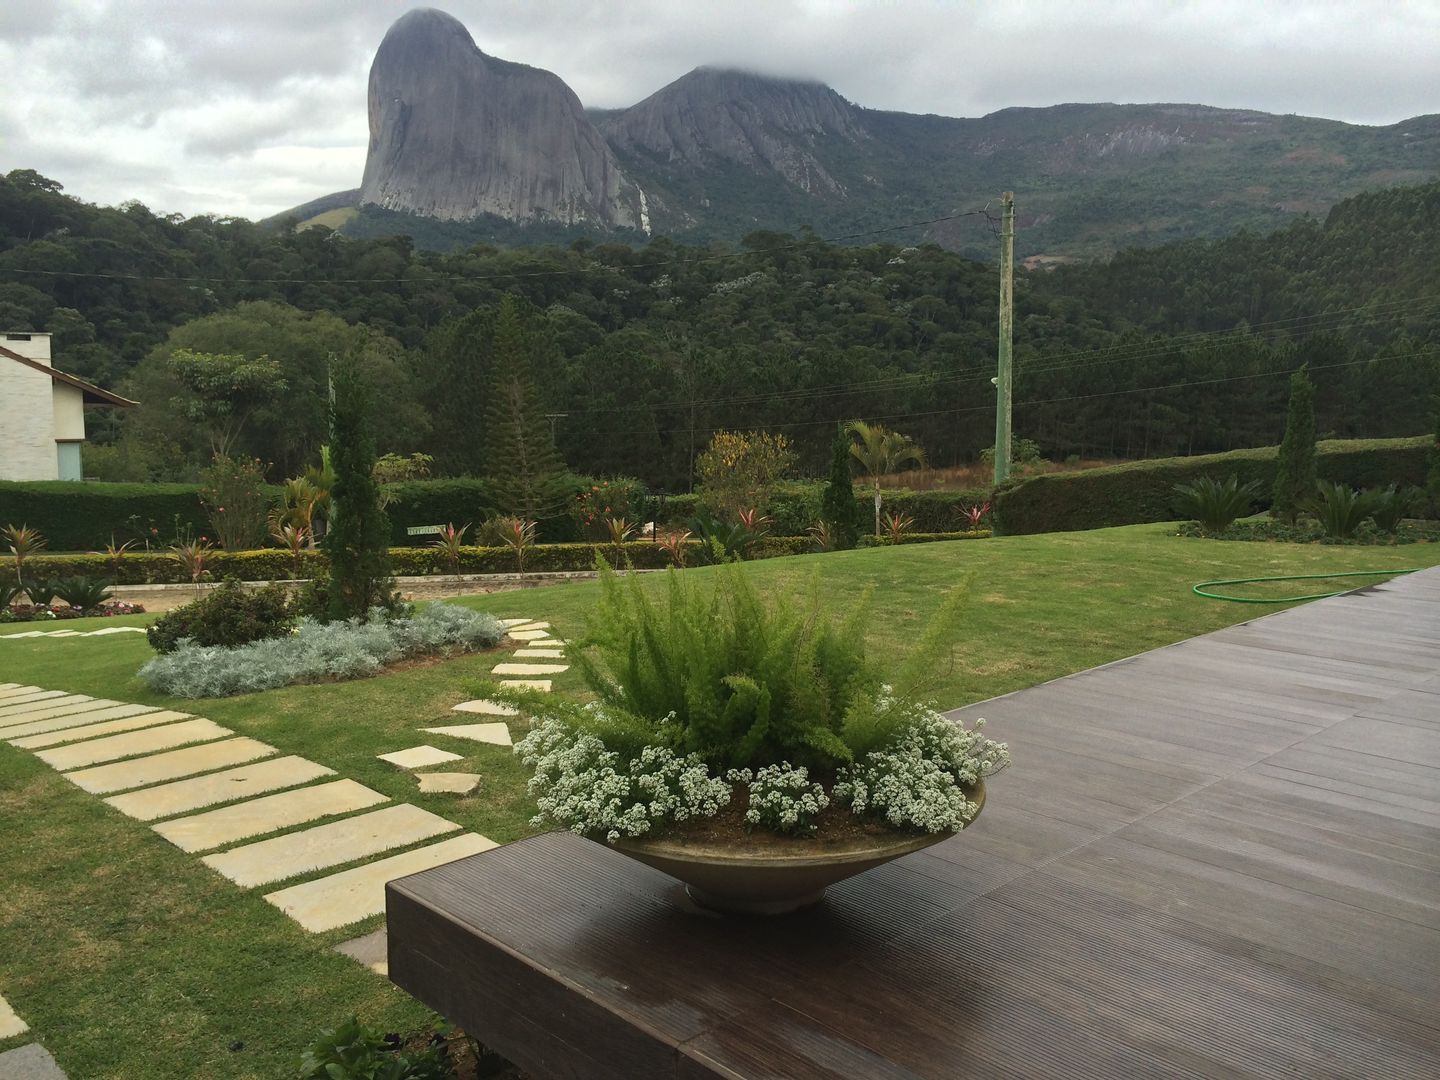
[66, 737, 277, 795]
[334, 928, 389, 975]
[0, 1043, 66, 1080]
[152, 779, 389, 853]
[0, 695, 95, 725]
[104, 756, 334, 820]
[500, 679, 551, 692]
[36, 718, 231, 771]
[201, 803, 461, 888]
[11, 711, 188, 750]
[0, 690, 72, 714]
[513, 648, 565, 659]
[0, 698, 122, 730]
[451, 699, 517, 716]
[3, 705, 179, 741]
[421, 723, 512, 747]
[508, 629, 553, 641]
[0, 991, 28, 1039]
[263, 833, 498, 933]
[417, 772, 481, 794]
[377, 745, 462, 770]
[508, 621, 550, 632]
[492, 662, 569, 676]
[498, 618, 534, 627]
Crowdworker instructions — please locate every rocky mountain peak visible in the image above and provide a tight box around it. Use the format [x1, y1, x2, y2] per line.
[358, 7, 644, 228]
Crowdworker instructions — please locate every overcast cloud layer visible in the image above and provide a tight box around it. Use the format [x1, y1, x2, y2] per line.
[1, 0, 1436, 220]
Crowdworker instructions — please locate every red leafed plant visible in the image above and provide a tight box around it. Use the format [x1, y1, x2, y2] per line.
[960, 502, 991, 530]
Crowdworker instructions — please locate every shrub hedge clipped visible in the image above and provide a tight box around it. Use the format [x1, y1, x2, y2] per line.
[993, 436, 1431, 535]
[654, 485, 991, 536]
[857, 530, 991, 547]
[0, 480, 214, 551]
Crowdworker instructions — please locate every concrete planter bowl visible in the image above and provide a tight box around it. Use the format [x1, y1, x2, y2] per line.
[610, 780, 985, 915]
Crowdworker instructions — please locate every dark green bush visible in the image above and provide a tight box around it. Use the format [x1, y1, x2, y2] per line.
[994, 436, 1430, 535]
[1172, 474, 1264, 534]
[658, 484, 991, 537]
[146, 578, 295, 654]
[1308, 481, 1378, 540]
[856, 530, 991, 547]
[0, 480, 214, 552]
[1368, 485, 1419, 534]
[51, 577, 114, 610]
[297, 1017, 453, 1080]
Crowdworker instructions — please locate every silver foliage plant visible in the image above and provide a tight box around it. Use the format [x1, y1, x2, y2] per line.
[138, 604, 505, 698]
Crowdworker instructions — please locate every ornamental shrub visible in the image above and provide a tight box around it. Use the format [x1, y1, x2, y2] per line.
[1272, 366, 1317, 524]
[695, 430, 796, 519]
[145, 578, 294, 654]
[572, 477, 648, 539]
[139, 603, 504, 697]
[199, 455, 273, 551]
[1172, 474, 1264, 534]
[820, 431, 862, 550]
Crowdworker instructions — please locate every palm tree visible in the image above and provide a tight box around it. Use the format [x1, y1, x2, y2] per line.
[846, 421, 926, 537]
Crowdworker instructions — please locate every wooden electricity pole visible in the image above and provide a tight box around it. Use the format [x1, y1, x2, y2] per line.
[993, 191, 1015, 485]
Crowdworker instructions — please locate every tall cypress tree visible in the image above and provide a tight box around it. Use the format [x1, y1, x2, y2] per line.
[482, 296, 570, 523]
[324, 356, 395, 620]
[1272, 365, 1317, 523]
[820, 428, 862, 549]
[1426, 397, 1440, 517]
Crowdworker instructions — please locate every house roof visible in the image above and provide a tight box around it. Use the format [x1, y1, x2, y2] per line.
[0, 343, 138, 407]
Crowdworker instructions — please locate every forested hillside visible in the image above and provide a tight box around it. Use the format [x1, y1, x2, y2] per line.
[1, 169, 1435, 489]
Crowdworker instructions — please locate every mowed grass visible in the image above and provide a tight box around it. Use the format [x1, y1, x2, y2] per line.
[0, 523, 1435, 1078]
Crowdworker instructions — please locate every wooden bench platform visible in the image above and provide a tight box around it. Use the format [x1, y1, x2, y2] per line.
[387, 567, 1440, 1078]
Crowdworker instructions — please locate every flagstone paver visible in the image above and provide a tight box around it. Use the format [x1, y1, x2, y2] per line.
[201, 804, 461, 888]
[508, 622, 550, 633]
[67, 737, 277, 795]
[421, 723, 512, 747]
[508, 629, 553, 641]
[500, 679, 551, 692]
[263, 833, 497, 933]
[334, 928, 389, 975]
[152, 779, 389, 853]
[11, 712, 190, 750]
[0, 684, 43, 698]
[416, 773, 480, 794]
[498, 619, 534, 627]
[0, 625, 146, 639]
[0, 696, 95, 724]
[2, 706, 180, 741]
[0, 699, 123, 729]
[377, 745, 462, 769]
[513, 648, 565, 659]
[105, 756, 335, 820]
[0, 691, 71, 712]
[0, 992, 28, 1038]
[451, 699, 517, 716]
[35, 718, 232, 771]
[491, 662, 569, 676]
[0, 1043, 67, 1080]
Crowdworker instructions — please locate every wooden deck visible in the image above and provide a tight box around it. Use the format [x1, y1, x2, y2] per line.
[387, 567, 1440, 1078]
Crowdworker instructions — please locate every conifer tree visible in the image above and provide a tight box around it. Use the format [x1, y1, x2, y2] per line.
[821, 428, 862, 549]
[1272, 365, 1317, 524]
[482, 296, 571, 523]
[1426, 397, 1440, 517]
[324, 356, 395, 620]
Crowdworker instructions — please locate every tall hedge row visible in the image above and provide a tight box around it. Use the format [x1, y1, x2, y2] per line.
[993, 436, 1432, 535]
[0, 481, 214, 551]
[653, 484, 991, 536]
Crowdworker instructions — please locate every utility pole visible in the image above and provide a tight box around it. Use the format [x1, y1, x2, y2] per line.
[993, 191, 1015, 485]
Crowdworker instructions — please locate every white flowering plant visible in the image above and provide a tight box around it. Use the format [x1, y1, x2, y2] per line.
[509, 562, 1010, 844]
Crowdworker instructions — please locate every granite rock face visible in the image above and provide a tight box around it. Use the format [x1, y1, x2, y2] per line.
[599, 67, 866, 197]
[358, 8, 645, 228]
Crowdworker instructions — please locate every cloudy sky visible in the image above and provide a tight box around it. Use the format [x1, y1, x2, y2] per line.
[1, 0, 1435, 220]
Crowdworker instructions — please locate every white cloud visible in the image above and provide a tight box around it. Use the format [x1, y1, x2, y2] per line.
[0, 0, 1434, 219]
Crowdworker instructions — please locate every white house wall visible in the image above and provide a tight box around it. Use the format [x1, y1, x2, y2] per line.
[53, 383, 85, 441]
[0, 360, 61, 480]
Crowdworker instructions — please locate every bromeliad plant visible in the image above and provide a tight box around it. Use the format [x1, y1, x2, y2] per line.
[513, 561, 1008, 843]
[429, 522, 470, 575]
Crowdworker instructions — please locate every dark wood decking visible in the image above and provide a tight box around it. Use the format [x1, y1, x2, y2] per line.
[388, 568, 1440, 1078]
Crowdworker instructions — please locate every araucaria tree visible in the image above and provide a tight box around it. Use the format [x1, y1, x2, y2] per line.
[482, 296, 571, 522]
[324, 356, 395, 620]
[846, 421, 926, 537]
[1272, 365, 1316, 523]
[821, 428, 863, 549]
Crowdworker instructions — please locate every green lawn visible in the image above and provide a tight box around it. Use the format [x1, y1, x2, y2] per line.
[0, 523, 1435, 1078]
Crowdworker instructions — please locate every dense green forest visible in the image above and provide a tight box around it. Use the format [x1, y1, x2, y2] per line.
[1, 169, 1436, 490]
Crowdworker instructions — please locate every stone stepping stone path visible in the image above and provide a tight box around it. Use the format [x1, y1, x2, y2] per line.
[507, 629, 554, 641]
[334, 928, 389, 976]
[0, 626, 146, 639]
[492, 662, 569, 676]
[201, 804, 460, 888]
[416, 773, 480, 795]
[264, 833, 496, 933]
[0, 992, 68, 1079]
[0, 991, 28, 1039]
[105, 756, 336, 820]
[33, 718, 229, 771]
[152, 779, 388, 853]
[421, 723, 512, 747]
[451, 698, 517, 716]
[514, 648, 565, 659]
[6, 683, 496, 946]
[377, 745, 461, 769]
[500, 679, 551, 692]
[66, 737, 277, 795]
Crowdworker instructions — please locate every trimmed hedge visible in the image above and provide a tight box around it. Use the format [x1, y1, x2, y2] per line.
[857, 530, 991, 547]
[993, 436, 1432, 535]
[654, 484, 992, 536]
[0, 480, 212, 551]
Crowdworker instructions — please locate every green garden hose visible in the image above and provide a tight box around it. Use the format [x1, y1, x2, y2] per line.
[1192, 568, 1423, 603]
